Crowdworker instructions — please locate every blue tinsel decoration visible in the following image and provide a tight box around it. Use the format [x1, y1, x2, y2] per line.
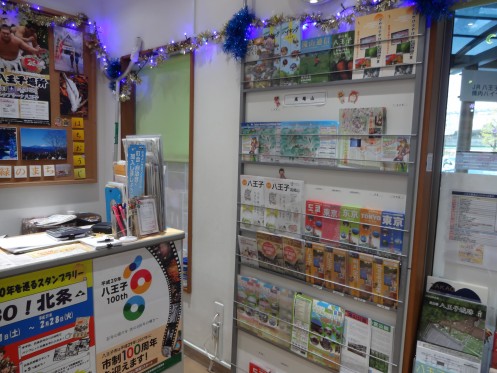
[105, 59, 122, 90]
[413, 0, 457, 26]
[223, 6, 255, 61]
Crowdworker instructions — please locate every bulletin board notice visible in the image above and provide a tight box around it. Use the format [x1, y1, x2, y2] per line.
[447, 191, 497, 269]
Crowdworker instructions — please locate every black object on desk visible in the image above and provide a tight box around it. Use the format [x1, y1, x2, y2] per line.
[46, 227, 90, 240]
[90, 222, 112, 234]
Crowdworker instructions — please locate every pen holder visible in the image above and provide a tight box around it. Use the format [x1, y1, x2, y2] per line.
[111, 206, 126, 239]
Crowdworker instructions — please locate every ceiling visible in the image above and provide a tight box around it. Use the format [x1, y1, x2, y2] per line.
[452, 2, 497, 69]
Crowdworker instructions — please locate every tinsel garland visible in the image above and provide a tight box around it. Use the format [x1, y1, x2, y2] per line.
[222, 6, 255, 60]
[0, 1, 87, 27]
[3, 0, 403, 101]
[413, 0, 457, 26]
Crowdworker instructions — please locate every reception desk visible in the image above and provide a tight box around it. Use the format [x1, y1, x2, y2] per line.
[0, 229, 185, 373]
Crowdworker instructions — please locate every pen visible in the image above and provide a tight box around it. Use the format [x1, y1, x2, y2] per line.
[118, 204, 126, 219]
[97, 238, 113, 243]
[111, 205, 126, 234]
[118, 204, 128, 235]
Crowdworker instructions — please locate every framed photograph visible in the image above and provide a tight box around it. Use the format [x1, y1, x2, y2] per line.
[0, 127, 18, 160]
[20, 128, 67, 160]
[55, 163, 72, 177]
[53, 26, 84, 73]
[137, 196, 160, 236]
[60, 73, 89, 116]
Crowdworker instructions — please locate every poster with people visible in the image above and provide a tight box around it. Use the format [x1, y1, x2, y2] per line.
[53, 26, 84, 74]
[0, 261, 96, 373]
[0, 13, 50, 125]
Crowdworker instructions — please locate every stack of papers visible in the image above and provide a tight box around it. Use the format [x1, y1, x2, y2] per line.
[0, 233, 76, 254]
[28, 214, 77, 227]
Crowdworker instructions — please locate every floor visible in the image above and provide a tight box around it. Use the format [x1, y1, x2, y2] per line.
[184, 350, 227, 373]
[184, 355, 210, 373]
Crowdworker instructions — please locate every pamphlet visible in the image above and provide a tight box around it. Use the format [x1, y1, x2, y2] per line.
[291, 293, 313, 358]
[369, 320, 395, 373]
[341, 310, 371, 372]
[307, 299, 344, 369]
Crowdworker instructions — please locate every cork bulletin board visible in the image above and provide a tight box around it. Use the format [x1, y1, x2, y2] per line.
[0, 3, 97, 187]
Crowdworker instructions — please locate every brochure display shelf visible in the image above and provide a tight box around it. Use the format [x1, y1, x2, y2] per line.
[231, 9, 426, 373]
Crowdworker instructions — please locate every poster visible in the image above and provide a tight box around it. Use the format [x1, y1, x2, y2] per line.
[0, 260, 96, 373]
[0, 16, 50, 125]
[93, 243, 182, 373]
[53, 26, 84, 74]
[447, 191, 497, 269]
[60, 73, 89, 117]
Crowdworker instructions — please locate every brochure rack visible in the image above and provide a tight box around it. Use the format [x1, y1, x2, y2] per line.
[232, 9, 426, 373]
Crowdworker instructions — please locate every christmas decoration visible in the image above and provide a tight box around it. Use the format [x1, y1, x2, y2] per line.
[105, 59, 122, 91]
[2, 0, 408, 101]
[222, 6, 255, 60]
[412, 0, 456, 25]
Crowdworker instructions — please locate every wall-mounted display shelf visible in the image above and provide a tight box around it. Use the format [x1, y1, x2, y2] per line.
[232, 6, 426, 373]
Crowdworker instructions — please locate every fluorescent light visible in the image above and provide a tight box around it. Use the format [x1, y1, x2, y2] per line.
[304, 0, 331, 4]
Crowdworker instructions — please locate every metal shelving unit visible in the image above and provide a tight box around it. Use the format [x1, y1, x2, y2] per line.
[231, 17, 426, 373]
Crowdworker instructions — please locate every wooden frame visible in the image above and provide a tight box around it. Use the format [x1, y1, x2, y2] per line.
[402, 21, 451, 370]
[0, 3, 97, 187]
[120, 52, 194, 294]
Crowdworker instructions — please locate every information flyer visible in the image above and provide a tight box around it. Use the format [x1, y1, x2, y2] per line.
[448, 191, 497, 268]
[93, 243, 182, 373]
[0, 260, 96, 373]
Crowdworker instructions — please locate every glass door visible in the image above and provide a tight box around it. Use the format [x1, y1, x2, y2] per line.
[429, 0, 497, 365]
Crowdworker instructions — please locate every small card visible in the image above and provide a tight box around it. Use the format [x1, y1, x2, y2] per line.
[72, 129, 85, 141]
[71, 117, 84, 128]
[74, 168, 86, 179]
[73, 155, 85, 167]
[14, 166, 27, 178]
[73, 141, 85, 153]
[43, 165, 55, 177]
[29, 165, 42, 178]
[0, 165, 12, 178]
[137, 197, 159, 236]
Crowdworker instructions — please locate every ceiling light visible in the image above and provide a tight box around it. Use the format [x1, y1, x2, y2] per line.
[303, 0, 331, 4]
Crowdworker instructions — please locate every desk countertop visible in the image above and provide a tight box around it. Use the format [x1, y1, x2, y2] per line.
[0, 228, 185, 279]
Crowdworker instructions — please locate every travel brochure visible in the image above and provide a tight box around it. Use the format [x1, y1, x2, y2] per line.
[243, 6, 419, 87]
[304, 197, 405, 256]
[237, 275, 295, 348]
[238, 228, 400, 308]
[352, 6, 419, 79]
[237, 274, 395, 372]
[239, 174, 304, 235]
[414, 277, 491, 371]
[241, 118, 411, 172]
